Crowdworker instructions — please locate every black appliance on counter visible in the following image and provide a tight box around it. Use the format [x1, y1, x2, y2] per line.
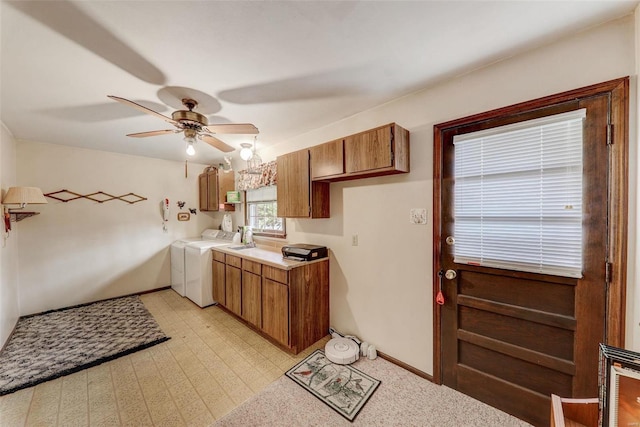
[282, 244, 328, 261]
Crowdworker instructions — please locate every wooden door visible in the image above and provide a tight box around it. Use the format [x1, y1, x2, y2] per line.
[434, 80, 628, 427]
[225, 265, 242, 317]
[262, 278, 289, 346]
[344, 124, 392, 173]
[212, 259, 226, 306]
[242, 271, 262, 327]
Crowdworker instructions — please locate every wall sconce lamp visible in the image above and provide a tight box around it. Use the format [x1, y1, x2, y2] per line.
[2, 186, 48, 232]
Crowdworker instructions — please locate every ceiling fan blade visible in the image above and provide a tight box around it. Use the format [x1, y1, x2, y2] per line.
[108, 95, 179, 126]
[127, 129, 180, 138]
[205, 123, 259, 135]
[199, 134, 235, 153]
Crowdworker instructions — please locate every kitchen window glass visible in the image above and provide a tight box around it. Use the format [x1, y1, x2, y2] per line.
[245, 185, 285, 237]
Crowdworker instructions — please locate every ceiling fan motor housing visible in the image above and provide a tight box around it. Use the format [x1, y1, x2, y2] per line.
[172, 110, 208, 126]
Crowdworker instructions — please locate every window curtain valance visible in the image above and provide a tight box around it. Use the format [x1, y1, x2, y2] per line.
[236, 161, 277, 191]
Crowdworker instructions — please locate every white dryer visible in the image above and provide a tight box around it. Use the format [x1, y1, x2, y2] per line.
[184, 230, 237, 307]
[170, 229, 218, 297]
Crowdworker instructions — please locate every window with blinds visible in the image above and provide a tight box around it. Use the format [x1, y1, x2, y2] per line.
[453, 109, 586, 278]
[245, 186, 285, 237]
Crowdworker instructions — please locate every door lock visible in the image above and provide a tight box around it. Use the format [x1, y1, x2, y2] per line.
[445, 236, 455, 245]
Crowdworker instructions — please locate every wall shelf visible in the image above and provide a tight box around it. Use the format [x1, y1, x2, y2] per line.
[10, 212, 40, 222]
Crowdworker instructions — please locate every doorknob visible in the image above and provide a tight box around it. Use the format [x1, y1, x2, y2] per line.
[444, 269, 457, 280]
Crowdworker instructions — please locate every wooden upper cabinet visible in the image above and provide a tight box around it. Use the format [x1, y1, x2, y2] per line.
[344, 123, 409, 176]
[198, 173, 209, 211]
[277, 150, 330, 218]
[218, 169, 236, 211]
[309, 123, 410, 182]
[310, 139, 344, 180]
[199, 167, 236, 212]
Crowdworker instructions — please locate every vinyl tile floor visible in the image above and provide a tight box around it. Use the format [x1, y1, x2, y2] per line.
[0, 289, 328, 427]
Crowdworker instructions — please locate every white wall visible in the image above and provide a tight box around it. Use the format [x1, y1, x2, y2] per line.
[16, 141, 221, 316]
[0, 124, 19, 346]
[261, 14, 638, 373]
[631, 5, 640, 351]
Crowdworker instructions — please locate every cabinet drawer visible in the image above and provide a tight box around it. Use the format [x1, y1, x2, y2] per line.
[226, 254, 242, 268]
[243, 259, 262, 275]
[212, 250, 226, 263]
[263, 265, 288, 284]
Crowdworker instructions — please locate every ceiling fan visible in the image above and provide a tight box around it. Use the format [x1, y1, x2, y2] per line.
[108, 95, 258, 155]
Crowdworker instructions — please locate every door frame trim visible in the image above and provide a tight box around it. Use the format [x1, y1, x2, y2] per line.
[432, 77, 629, 385]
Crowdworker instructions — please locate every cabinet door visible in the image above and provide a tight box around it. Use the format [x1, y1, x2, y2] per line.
[345, 125, 393, 173]
[277, 150, 330, 218]
[206, 171, 219, 211]
[198, 173, 208, 211]
[262, 278, 289, 346]
[277, 150, 310, 218]
[310, 139, 344, 180]
[218, 169, 236, 211]
[225, 265, 242, 316]
[242, 271, 262, 327]
[212, 260, 226, 306]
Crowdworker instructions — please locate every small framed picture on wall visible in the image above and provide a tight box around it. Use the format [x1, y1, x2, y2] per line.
[177, 212, 190, 221]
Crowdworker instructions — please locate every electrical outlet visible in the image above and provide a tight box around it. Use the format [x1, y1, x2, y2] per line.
[352, 234, 358, 246]
[410, 208, 427, 225]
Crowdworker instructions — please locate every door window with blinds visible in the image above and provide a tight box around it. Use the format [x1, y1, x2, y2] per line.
[245, 186, 285, 237]
[453, 109, 585, 278]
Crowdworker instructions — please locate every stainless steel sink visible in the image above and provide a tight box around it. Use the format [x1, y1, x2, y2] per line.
[229, 243, 256, 250]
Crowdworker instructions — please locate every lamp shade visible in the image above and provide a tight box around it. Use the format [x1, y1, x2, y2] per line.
[2, 187, 48, 205]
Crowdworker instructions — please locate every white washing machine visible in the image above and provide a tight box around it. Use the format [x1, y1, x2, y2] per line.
[184, 230, 237, 307]
[170, 229, 218, 297]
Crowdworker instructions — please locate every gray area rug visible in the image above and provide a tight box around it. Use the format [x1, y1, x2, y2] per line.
[0, 295, 169, 396]
[215, 355, 532, 427]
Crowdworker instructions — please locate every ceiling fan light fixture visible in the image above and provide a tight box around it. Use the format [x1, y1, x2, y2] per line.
[185, 140, 196, 156]
[184, 129, 197, 156]
[240, 143, 253, 161]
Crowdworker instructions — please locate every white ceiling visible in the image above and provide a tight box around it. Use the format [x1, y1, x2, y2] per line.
[1, 1, 637, 165]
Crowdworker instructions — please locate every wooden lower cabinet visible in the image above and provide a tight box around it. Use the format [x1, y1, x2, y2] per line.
[242, 271, 262, 327]
[212, 260, 226, 306]
[262, 278, 289, 346]
[211, 249, 329, 354]
[225, 265, 242, 317]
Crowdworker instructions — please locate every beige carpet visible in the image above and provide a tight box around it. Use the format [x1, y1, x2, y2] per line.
[213, 355, 533, 426]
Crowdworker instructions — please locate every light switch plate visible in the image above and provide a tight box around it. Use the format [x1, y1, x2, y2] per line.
[410, 208, 427, 225]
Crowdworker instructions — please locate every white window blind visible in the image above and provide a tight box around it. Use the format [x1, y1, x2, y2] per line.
[245, 186, 284, 235]
[453, 109, 586, 278]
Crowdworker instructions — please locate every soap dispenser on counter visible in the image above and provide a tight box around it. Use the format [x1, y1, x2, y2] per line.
[242, 226, 253, 245]
[232, 227, 242, 244]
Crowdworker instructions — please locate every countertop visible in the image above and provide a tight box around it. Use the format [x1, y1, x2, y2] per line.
[211, 245, 327, 270]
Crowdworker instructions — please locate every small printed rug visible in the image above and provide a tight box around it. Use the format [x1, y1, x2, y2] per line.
[285, 349, 380, 421]
[0, 295, 169, 396]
